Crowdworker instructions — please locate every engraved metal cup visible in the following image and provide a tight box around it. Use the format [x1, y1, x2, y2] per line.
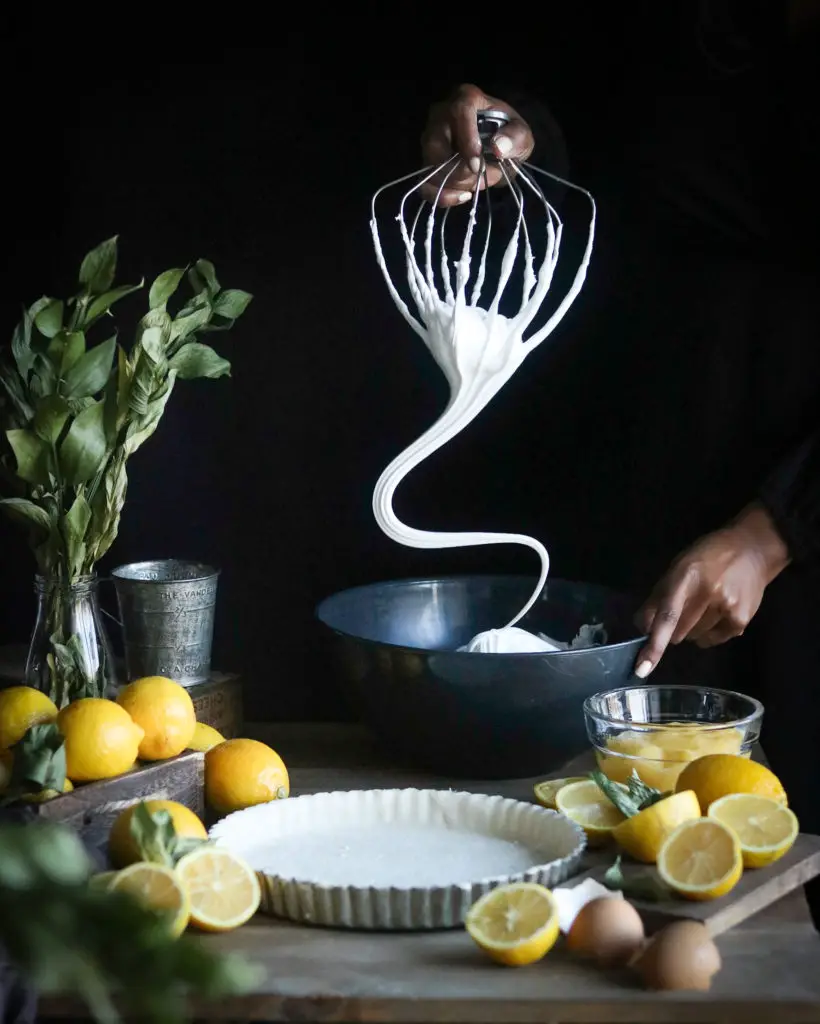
[111, 560, 220, 686]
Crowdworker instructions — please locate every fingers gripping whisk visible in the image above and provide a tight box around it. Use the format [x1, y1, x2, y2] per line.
[369, 113, 597, 635]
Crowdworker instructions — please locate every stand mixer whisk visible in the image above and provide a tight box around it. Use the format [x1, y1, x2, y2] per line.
[370, 111, 597, 653]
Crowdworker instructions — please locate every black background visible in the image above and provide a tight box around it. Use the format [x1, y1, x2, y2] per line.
[0, 7, 726, 719]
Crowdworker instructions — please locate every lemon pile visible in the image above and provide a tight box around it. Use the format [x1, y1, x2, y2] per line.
[98, 800, 260, 936]
[538, 753, 797, 902]
[0, 679, 290, 818]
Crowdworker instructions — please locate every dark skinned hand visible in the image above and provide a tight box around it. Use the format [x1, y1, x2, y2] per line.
[635, 503, 792, 678]
[420, 83, 534, 207]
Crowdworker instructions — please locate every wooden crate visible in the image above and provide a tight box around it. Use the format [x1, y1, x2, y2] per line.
[33, 751, 205, 852]
[188, 672, 243, 737]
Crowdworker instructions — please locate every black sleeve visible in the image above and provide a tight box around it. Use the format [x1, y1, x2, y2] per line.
[758, 429, 820, 562]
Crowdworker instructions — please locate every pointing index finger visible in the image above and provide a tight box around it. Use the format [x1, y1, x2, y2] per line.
[634, 583, 691, 679]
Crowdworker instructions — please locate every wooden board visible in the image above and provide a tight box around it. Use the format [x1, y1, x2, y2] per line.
[568, 833, 820, 937]
[33, 751, 204, 851]
[38, 724, 820, 1024]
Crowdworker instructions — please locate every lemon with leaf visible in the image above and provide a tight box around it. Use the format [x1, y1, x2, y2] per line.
[108, 799, 208, 868]
[0, 686, 58, 750]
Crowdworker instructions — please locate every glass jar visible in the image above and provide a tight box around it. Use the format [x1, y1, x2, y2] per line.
[24, 574, 117, 707]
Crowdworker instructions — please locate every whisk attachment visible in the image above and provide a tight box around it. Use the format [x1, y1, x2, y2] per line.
[369, 117, 597, 634]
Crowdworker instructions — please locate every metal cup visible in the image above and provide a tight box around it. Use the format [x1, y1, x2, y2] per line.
[111, 560, 220, 686]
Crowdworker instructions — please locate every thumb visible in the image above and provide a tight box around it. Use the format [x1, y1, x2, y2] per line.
[492, 118, 534, 162]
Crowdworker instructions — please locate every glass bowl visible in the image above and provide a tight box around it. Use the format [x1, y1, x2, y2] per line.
[583, 685, 764, 792]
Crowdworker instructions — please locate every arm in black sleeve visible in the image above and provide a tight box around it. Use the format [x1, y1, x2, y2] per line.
[758, 429, 820, 562]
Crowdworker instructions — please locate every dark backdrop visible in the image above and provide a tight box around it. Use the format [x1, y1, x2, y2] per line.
[0, 13, 650, 720]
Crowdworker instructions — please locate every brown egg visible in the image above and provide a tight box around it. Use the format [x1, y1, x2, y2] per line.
[566, 897, 646, 967]
[635, 921, 722, 991]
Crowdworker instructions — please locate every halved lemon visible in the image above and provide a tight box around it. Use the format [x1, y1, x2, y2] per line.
[465, 882, 560, 966]
[532, 776, 587, 810]
[109, 862, 190, 937]
[612, 790, 702, 864]
[707, 793, 799, 869]
[175, 845, 261, 932]
[657, 818, 743, 901]
[555, 780, 625, 845]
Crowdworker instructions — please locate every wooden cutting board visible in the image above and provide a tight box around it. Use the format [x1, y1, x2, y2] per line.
[566, 833, 820, 937]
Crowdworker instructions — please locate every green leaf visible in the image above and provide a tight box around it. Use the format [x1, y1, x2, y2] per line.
[64, 492, 92, 577]
[213, 289, 253, 320]
[190, 258, 220, 296]
[0, 497, 52, 534]
[149, 268, 185, 310]
[79, 236, 118, 294]
[625, 770, 668, 811]
[589, 769, 642, 818]
[60, 331, 86, 375]
[11, 310, 35, 377]
[34, 299, 64, 339]
[62, 336, 117, 399]
[5, 429, 50, 484]
[169, 342, 230, 380]
[602, 854, 673, 903]
[29, 354, 58, 399]
[129, 802, 209, 868]
[170, 294, 213, 344]
[8, 723, 67, 796]
[86, 282, 143, 324]
[33, 395, 71, 443]
[59, 400, 108, 485]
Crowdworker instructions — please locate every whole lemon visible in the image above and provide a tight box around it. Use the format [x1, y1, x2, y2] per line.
[205, 738, 289, 815]
[108, 799, 208, 868]
[116, 677, 196, 761]
[188, 722, 225, 753]
[0, 686, 59, 749]
[675, 754, 787, 811]
[22, 778, 74, 803]
[58, 699, 144, 782]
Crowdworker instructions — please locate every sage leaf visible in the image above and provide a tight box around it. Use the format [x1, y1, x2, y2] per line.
[0, 498, 52, 534]
[603, 855, 673, 903]
[170, 295, 212, 344]
[60, 331, 86, 375]
[33, 298, 64, 339]
[213, 289, 252, 320]
[169, 342, 230, 380]
[5, 429, 50, 484]
[33, 395, 71, 443]
[86, 283, 143, 324]
[62, 336, 116, 399]
[79, 236, 118, 294]
[8, 723, 67, 796]
[0, 362, 34, 425]
[129, 801, 209, 868]
[149, 268, 185, 310]
[60, 400, 108, 485]
[590, 769, 643, 818]
[190, 258, 219, 296]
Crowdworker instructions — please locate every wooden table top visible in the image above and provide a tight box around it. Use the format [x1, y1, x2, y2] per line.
[40, 723, 820, 1023]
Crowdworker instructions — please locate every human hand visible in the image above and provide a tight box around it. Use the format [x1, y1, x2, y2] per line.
[420, 83, 534, 207]
[634, 503, 792, 678]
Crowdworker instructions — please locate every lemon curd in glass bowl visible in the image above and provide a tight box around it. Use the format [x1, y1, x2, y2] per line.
[583, 685, 764, 791]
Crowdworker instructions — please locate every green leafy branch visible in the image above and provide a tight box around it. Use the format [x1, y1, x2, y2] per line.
[0, 238, 252, 703]
[0, 820, 262, 1024]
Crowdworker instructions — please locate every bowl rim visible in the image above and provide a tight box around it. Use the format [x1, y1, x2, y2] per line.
[583, 683, 764, 730]
[315, 574, 647, 657]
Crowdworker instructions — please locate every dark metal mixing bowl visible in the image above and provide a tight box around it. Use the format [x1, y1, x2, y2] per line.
[316, 575, 646, 779]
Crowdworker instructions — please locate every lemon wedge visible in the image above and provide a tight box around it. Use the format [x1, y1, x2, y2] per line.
[175, 845, 261, 932]
[110, 862, 190, 937]
[657, 818, 743, 901]
[612, 790, 702, 864]
[465, 882, 560, 966]
[707, 793, 799, 869]
[532, 776, 587, 810]
[555, 780, 625, 845]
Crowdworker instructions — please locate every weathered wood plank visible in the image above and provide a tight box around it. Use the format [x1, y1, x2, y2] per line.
[37, 724, 820, 1023]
